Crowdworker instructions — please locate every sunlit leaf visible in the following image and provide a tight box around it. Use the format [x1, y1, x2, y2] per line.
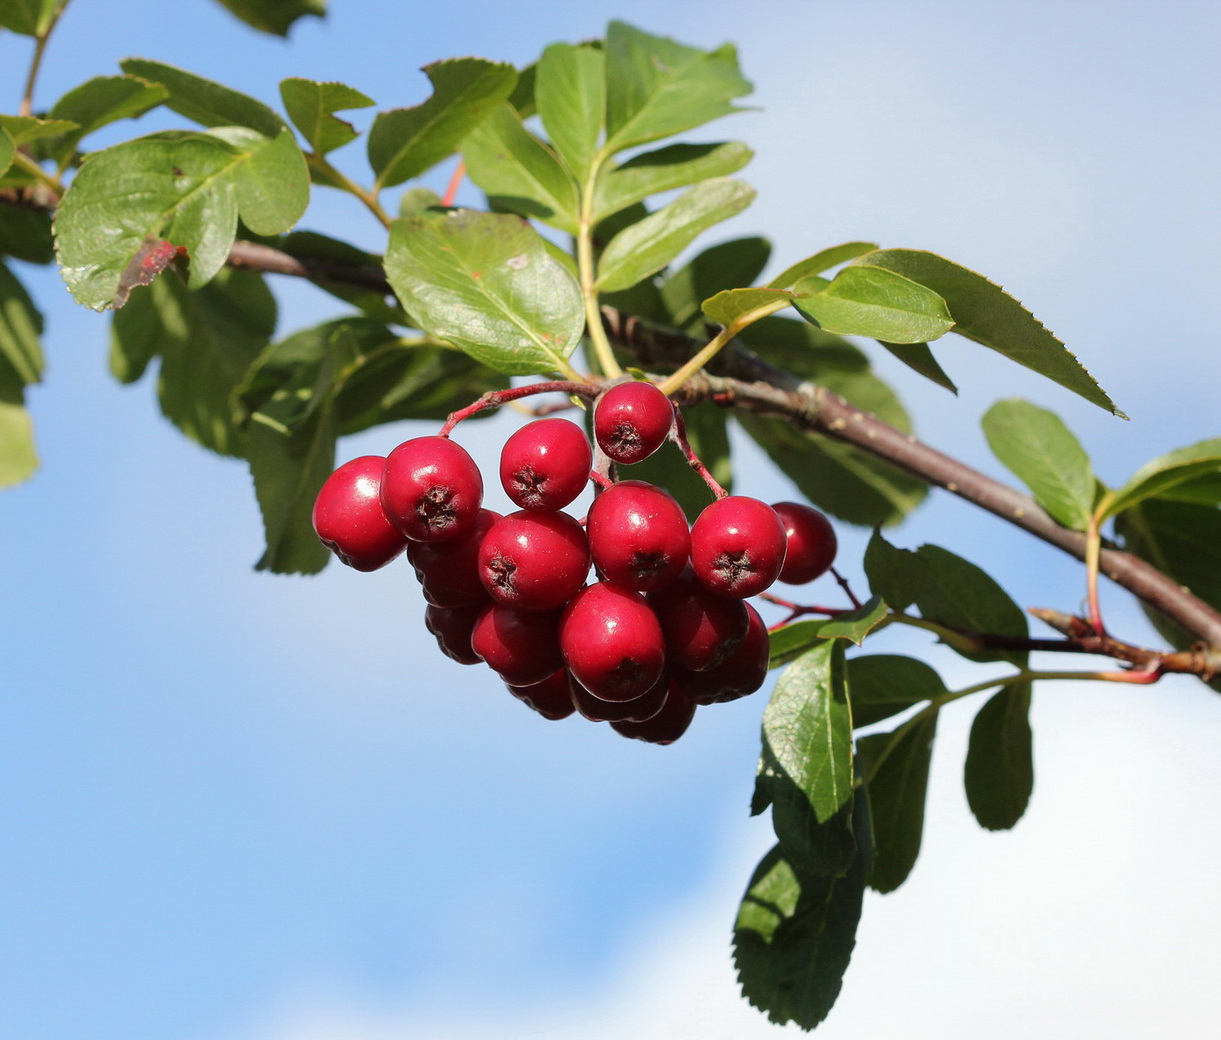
[794, 266, 954, 344]
[768, 242, 877, 289]
[119, 58, 284, 136]
[280, 78, 374, 155]
[0, 0, 62, 36]
[1102, 437, 1221, 521]
[44, 75, 168, 163]
[594, 141, 753, 223]
[535, 42, 604, 181]
[702, 287, 794, 328]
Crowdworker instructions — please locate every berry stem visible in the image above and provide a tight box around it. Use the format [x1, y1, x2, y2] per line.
[439, 381, 598, 436]
[588, 469, 614, 490]
[441, 159, 466, 207]
[670, 405, 728, 499]
[830, 566, 862, 610]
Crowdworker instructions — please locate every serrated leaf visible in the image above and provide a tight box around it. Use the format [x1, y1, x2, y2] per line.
[461, 102, 579, 233]
[210, 0, 325, 37]
[701, 287, 794, 328]
[762, 641, 852, 825]
[877, 340, 957, 392]
[1101, 437, 1221, 521]
[595, 177, 755, 293]
[367, 58, 516, 189]
[818, 596, 888, 646]
[603, 21, 752, 153]
[535, 42, 604, 182]
[733, 839, 865, 1030]
[854, 249, 1122, 415]
[110, 268, 276, 456]
[964, 684, 1033, 830]
[847, 653, 945, 728]
[279, 78, 374, 155]
[594, 141, 753, 223]
[0, 0, 61, 35]
[0, 202, 53, 264]
[862, 528, 924, 612]
[659, 235, 770, 330]
[794, 266, 954, 344]
[859, 711, 937, 892]
[0, 115, 79, 146]
[913, 544, 1028, 665]
[385, 209, 583, 376]
[44, 74, 168, 164]
[208, 125, 310, 235]
[768, 242, 878, 290]
[119, 58, 284, 137]
[981, 398, 1095, 530]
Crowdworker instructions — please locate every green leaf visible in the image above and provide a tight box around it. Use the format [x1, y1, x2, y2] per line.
[0, 0, 61, 36]
[847, 653, 945, 728]
[982, 398, 1095, 530]
[875, 340, 958, 393]
[594, 141, 753, 224]
[0, 115, 78, 146]
[209, 0, 325, 36]
[595, 177, 755, 292]
[768, 242, 878, 290]
[0, 258, 44, 385]
[1151, 473, 1221, 507]
[0, 386, 38, 488]
[859, 711, 937, 892]
[794, 266, 954, 344]
[603, 21, 752, 153]
[913, 544, 1028, 665]
[119, 59, 284, 137]
[617, 399, 729, 522]
[701, 287, 794, 328]
[818, 596, 889, 646]
[461, 103, 579, 233]
[44, 75, 169, 163]
[862, 528, 923, 612]
[733, 839, 866, 1029]
[0, 127, 15, 179]
[535, 42, 604, 182]
[767, 599, 890, 671]
[208, 125, 309, 235]
[963, 684, 1034, 830]
[658, 235, 770, 330]
[367, 58, 516, 189]
[1102, 437, 1221, 521]
[762, 641, 852, 825]
[0, 202, 53, 264]
[768, 620, 828, 671]
[738, 412, 927, 528]
[854, 249, 1122, 415]
[279, 78, 374, 155]
[385, 209, 584, 376]
[110, 268, 276, 456]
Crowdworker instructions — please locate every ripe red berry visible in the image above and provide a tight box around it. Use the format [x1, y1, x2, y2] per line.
[570, 672, 669, 723]
[690, 496, 787, 598]
[648, 569, 749, 671]
[424, 603, 485, 665]
[674, 602, 770, 704]
[312, 455, 408, 571]
[381, 435, 483, 543]
[478, 510, 590, 611]
[506, 670, 576, 721]
[499, 418, 592, 511]
[611, 681, 697, 745]
[409, 508, 500, 608]
[593, 381, 673, 464]
[586, 480, 690, 592]
[560, 582, 665, 701]
[772, 501, 838, 584]
[471, 604, 564, 686]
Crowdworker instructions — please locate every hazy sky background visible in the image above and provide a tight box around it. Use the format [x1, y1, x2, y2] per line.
[3, 2, 1220, 1038]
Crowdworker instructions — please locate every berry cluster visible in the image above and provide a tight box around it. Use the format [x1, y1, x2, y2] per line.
[311, 381, 838, 744]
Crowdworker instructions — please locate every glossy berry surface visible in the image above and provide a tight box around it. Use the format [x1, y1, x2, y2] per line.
[424, 603, 484, 665]
[471, 604, 564, 686]
[499, 418, 592, 511]
[312, 455, 408, 572]
[773, 501, 838, 584]
[409, 508, 500, 608]
[593, 381, 673, 465]
[560, 582, 665, 701]
[478, 510, 590, 611]
[675, 602, 769, 704]
[649, 570, 748, 671]
[570, 672, 668, 723]
[381, 435, 484, 543]
[611, 681, 697, 745]
[506, 670, 575, 721]
[586, 480, 690, 591]
[690, 496, 787, 598]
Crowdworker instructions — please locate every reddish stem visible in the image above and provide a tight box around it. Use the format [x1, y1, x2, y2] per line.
[670, 405, 728, 499]
[441, 160, 466, 207]
[439, 381, 597, 436]
[588, 470, 614, 490]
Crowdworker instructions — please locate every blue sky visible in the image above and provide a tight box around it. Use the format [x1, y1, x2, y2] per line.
[3, 2, 1220, 1038]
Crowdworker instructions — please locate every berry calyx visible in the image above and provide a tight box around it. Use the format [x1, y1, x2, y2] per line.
[586, 480, 690, 592]
[593, 381, 673, 465]
[312, 455, 408, 571]
[560, 582, 665, 701]
[499, 418, 593, 511]
[471, 604, 564, 686]
[773, 501, 838, 584]
[690, 496, 787, 598]
[648, 569, 749, 671]
[478, 510, 590, 611]
[381, 435, 484, 543]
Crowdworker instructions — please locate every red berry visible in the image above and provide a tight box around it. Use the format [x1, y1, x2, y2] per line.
[471, 604, 564, 686]
[773, 501, 838, 584]
[674, 602, 770, 704]
[648, 569, 748, 671]
[506, 670, 576, 721]
[424, 603, 484, 665]
[478, 510, 590, 611]
[611, 681, 697, 745]
[569, 672, 669, 723]
[381, 435, 483, 543]
[593, 381, 673, 464]
[499, 418, 592, 511]
[587, 480, 690, 592]
[560, 582, 665, 701]
[312, 455, 408, 571]
[409, 508, 500, 608]
[690, 496, 787, 598]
